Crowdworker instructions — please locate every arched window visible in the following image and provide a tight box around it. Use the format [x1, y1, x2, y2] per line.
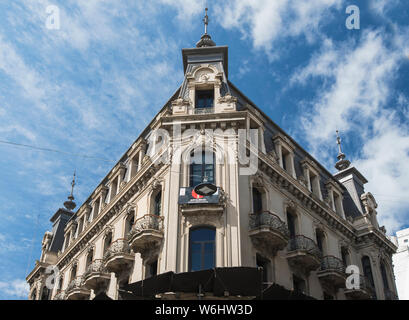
[286, 211, 297, 239]
[189, 227, 215, 272]
[31, 290, 37, 300]
[190, 150, 215, 187]
[104, 232, 112, 254]
[362, 256, 375, 289]
[252, 187, 263, 214]
[380, 262, 389, 290]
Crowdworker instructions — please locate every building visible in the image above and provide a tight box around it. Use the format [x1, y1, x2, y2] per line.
[391, 228, 409, 300]
[26, 10, 398, 300]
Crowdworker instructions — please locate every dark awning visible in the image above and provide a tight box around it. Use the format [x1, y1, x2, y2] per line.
[92, 292, 113, 300]
[122, 267, 262, 299]
[258, 283, 316, 300]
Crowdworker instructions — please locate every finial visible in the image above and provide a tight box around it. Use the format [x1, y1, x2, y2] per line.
[335, 131, 350, 171]
[196, 6, 216, 47]
[64, 170, 77, 211]
[203, 7, 209, 34]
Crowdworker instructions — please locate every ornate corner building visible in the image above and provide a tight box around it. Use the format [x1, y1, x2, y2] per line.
[26, 14, 398, 301]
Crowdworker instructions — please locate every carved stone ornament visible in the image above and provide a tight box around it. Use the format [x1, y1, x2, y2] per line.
[104, 226, 114, 236]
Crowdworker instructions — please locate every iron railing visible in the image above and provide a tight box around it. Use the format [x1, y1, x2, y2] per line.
[357, 274, 376, 298]
[249, 211, 290, 238]
[103, 238, 132, 261]
[127, 214, 164, 239]
[320, 255, 345, 273]
[83, 259, 108, 279]
[287, 235, 322, 261]
[66, 276, 84, 293]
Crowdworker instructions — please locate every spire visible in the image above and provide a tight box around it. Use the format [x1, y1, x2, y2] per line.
[335, 130, 351, 171]
[63, 170, 77, 211]
[196, 7, 216, 48]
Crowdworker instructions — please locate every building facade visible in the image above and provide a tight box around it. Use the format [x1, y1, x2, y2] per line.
[391, 228, 409, 300]
[26, 19, 398, 300]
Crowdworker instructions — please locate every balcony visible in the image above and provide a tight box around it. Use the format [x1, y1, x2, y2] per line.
[384, 289, 398, 300]
[249, 211, 290, 253]
[127, 214, 164, 254]
[83, 259, 111, 291]
[317, 256, 346, 289]
[286, 235, 322, 274]
[65, 276, 90, 300]
[103, 238, 134, 274]
[344, 274, 376, 300]
[53, 290, 66, 300]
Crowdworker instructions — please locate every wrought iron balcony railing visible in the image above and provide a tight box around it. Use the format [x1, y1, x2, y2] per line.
[287, 235, 323, 261]
[128, 214, 164, 239]
[320, 255, 345, 273]
[83, 259, 108, 279]
[358, 274, 376, 297]
[103, 238, 132, 261]
[249, 211, 290, 238]
[66, 276, 84, 293]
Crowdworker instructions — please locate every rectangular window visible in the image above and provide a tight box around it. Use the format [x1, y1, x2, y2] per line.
[196, 90, 214, 109]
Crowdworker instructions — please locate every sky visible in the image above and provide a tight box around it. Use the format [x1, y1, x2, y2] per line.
[0, 0, 408, 299]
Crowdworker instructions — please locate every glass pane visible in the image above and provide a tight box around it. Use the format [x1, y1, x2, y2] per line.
[203, 242, 215, 270]
[190, 243, 202, 271]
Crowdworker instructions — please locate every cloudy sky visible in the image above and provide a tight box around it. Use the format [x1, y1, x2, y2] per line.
[0, 0, 408, 299]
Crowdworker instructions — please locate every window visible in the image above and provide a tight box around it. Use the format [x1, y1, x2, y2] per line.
[196, 90, 214, 109]
[256, 254, 270, 286]
[341, 246, 350, 266]
[86, 250, 93, 269]
[41, 286, 50, 300]
[190, 150, 215, 187]
[147, 260, 158, 278]
[104, 232, 112, 254]
[70, 264, 77, 281]
[404, 239, 408, 243]
[58, 276, 64, 291]
[153, 191, 162, 216]
[380, 263, 389, 290]
[362, 256, 375, 290]
[316, 229, 325, 254]
[125, 212, 135, 235]
[287, 211, 297, 239]
[189, 227, 215, 272]
[252, 188, 263, 214]
[293, 275, 306, 294]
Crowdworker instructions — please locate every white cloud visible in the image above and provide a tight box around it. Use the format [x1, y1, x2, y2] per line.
[0, 279, 29, 299]
[291, 29, 409, 233]
[213, 0, 343, 56]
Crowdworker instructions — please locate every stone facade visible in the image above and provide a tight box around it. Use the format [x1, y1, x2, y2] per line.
[26, 32, 398, 301]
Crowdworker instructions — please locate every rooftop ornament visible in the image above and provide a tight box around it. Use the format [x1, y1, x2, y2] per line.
[64, 170, 77, 211]
[196, 7, 216, 48]
[335, 130, 351, 171]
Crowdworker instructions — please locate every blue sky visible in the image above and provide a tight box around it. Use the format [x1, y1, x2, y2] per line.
[0, 0, 408, 299]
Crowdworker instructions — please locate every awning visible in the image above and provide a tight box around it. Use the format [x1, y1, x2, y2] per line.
[122, 267, 262, 299]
